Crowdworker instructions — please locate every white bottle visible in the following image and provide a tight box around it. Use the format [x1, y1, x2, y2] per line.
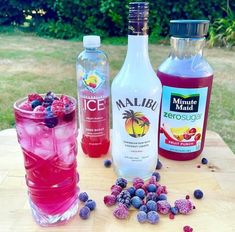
[111, 2, 162, 180]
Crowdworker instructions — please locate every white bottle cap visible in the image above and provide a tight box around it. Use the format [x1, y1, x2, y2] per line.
[83, 35, 101, 48]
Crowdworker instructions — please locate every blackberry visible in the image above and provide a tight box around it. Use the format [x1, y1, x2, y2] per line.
[115, 177, 127, 188]
[152, 172, 161, 182]
[117, 190, 131, 208]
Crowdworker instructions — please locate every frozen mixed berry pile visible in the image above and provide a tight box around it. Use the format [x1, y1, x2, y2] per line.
[18, 92, 75, 128]
[103, 170, 204, 230]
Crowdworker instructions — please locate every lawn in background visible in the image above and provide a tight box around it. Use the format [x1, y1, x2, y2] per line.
[0, 33, 234, 153]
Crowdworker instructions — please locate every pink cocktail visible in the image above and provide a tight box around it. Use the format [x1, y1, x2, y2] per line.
[14, 92, 79, 226]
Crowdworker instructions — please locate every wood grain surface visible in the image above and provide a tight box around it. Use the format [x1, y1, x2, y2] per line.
[0, 129, 235, 232]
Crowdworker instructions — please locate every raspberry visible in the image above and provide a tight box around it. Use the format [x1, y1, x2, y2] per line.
[33, 105, 46, 112]
[133, 177, 144, 189]
[139, 204, 148, 213]
[115, 177, 127, 189]
[156, 159, 162, 170]
[137, 211, 147, 223]
[85, 199, 96, 211]
[131, 196, 143, 209]
[113, 203, 129, 219]
[28, 93, 43, 103]
[157, 200, 171, 214]
[44, 111, 58, 128]
[148, 176, 158, 185]
[169, 213, 175, 220]
[194, 189, 203, 199]
[117, 190, 131, 208]
[104, 195, 116, 207]
[183, 225, 193, 232]
[170, 206, 179, 215]
[146, 200, 157, 211]
[174, 199, 194, 214]
[146, 192, 158, 202]
[60, 95, 71, 105]
[152, 172, 161, 182]
[147, 184, 157, 193]
[79, 206, 90, 220]
[147, 211, 160, 224]
[127, 186, 136, 197]
[156, 185, 167, 195]
[51, 100, 65, 117]
[111, 184, 122, 197]
[157, 194, 167, 201]
[135, 188, 145, 199]
[104, 159, 112, 167]
[19, 101, 32, 111]
[201, 157, 208, 165]
[31, 99, 42, 109]
[79, 192, 89, 202]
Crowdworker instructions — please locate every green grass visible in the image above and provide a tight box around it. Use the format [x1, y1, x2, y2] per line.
[0, 33, 234, 154]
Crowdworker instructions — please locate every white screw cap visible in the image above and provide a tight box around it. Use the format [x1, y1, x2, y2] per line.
[83, 35, 101, 48]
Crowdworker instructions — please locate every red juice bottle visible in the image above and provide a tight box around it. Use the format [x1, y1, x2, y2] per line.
[77, 36, 110, 157]
[157, 20, 213, 161]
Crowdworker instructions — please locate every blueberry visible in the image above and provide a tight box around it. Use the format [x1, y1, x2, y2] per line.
[85, 199, 96, 211]
[147, 211, 160, 224]
[131, 196, 143, 209]
[115, 177, 127, 189]
[157, 194, 167, 201]
[156, 159, 162, 170]
[137, 211, 147, 223]
[79, 206, 90, 219]
[152, 172, 161, 182]
[147, 184, 157, 193]
[135, 188, 145, 199]
[79, 192, 89, 202]
[127, 186, 136, 198]
[31, 100, 42, 109]
[146, 200, 157, 211]
[170, 206, 179, 215]
[139, 204, 148, 213]
[104, 159, 112, 168]
[201, 158, 208, 165]
[44, 112, 58, 128]
[194, 189, 204, 199]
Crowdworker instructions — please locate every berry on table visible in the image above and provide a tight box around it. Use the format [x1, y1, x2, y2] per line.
[85, 199, 96, 211]
[152, 172, 161, 182]
[156, 159, 162, 170]
[131, 196, 143, 209]
[79, 206, 91, 220]
[146, 192, 158, 202]
[133, 177, 144, 189]
[135, 188, 146, 199]
[156, 185, 167, 195]
[186, 195, 190, 200]
[147, 211, 160, 224]
[147, 184, 157, 193]
[79, 192, 89, 202]
[111, 184, 122, 197]
[115, 177, 127, 189]
[169, 213, 175, 220]
[174, 199, 194, 214]
[113, 203, 129, 219]
[170, 206, 179, 215]
[183, 225, 193, 232]
[157, 194, 167, 201]
[201, 157, 208, 165]
[157, 200, 171, 214]
[139, 204, 148, 213]
[146, 200, 157, 211]
[127, 186, 136, 198]
[137, 211, 147, 223]
[194, 189, 204, 199]
[116, 190, 131, 208]
[104, 159, 112, 167]
[104, 195, 116, 207]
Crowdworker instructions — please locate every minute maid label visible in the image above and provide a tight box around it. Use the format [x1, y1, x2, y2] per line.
[159, 86, 208, 153]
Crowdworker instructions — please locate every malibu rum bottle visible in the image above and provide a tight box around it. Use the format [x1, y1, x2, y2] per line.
[111, 2, 162, 180]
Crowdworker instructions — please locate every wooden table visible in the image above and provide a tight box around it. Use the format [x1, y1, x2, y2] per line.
[0, 129, 235, 232]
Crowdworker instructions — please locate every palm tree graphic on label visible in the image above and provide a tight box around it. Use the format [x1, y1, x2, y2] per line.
[122, 110, 150, 138]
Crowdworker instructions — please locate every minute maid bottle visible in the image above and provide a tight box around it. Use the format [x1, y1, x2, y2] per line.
[157, 20, 213, 160]
[111, 2, 162, 180]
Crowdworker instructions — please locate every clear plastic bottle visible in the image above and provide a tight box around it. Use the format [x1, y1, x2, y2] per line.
[112, 2, 162, 180]
[77, 36, 110, 157]
[157, 20, 213, 160]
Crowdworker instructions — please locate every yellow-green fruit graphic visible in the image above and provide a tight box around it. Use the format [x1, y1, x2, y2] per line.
[122, 110, 150, 138]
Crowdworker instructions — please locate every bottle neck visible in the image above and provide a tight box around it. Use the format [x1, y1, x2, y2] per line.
[170, 37, 205, 59]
